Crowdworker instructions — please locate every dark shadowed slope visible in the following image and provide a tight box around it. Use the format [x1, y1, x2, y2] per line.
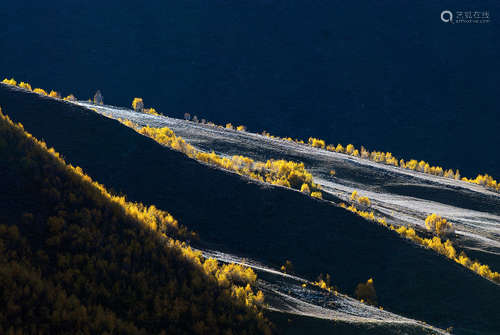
[0, 109, 271, 334]
[1, 86, 499, 334]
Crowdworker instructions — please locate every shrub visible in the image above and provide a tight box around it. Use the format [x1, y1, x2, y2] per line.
[311, 192, 322, 199]
[144, 108, 159, 116]
[280, 260, 294, 274]
[63, 94, 77, 101]
[358, 196, 371, 207]
[355, 278, 377, 305]
[350, 190, 371, 207]
[300, 183, 311, 195]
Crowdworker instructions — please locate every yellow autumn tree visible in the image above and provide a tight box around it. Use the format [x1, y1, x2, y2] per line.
[49, 90, 61, 99]
[350, 190, 358, 201]
[132, 98, 144, 112]
[18, 81, 32, 91]
[33, 88, 48, 96]
[300, 183, 311, 195]
[308, 137, 325, 149]
[346, 144, 354, 155]
[358, 196, 371, 207]
[311, 191, 322, 199]
[425, 213, 454, 236]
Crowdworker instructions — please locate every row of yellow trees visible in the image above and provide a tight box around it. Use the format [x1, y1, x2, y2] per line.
[117, 120, 323, 199]
[311, 138, 498, 192]
[2, 77, 78, 102]
[3, 75, 498, 192]
[340, 192, 500, 284]
[182, 114, 499, 193]
[195, 114, 499, 193]
[1, 77, 163, 119]
[257, 126, 500, 193]
[2, 77, 321, 199]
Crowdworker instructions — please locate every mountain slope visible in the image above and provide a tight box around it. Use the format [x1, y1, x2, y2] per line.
[84, 101, 500, 261]
[0, 109, 271, 334]
[1, 86, 499, 334]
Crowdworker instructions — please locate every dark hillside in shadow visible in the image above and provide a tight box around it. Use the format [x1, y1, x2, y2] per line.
[268, 312, 438, 335]
[1, 86, 499, 334]
[0, 102, 270, 334]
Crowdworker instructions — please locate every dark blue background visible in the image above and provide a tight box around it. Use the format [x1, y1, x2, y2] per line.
[1, 0, 499, 178]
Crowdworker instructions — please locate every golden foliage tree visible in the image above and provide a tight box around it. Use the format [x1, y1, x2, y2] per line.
[300, 183, 311, 195]
[33, 88, 48, 96]
[132, 98, 144, 112]
[425, 213, 454, 236]
[18, 81, 32, 91]
[49, 90, 61, 99]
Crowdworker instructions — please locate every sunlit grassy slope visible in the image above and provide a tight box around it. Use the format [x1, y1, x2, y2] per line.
[1, 86, 499, 334]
